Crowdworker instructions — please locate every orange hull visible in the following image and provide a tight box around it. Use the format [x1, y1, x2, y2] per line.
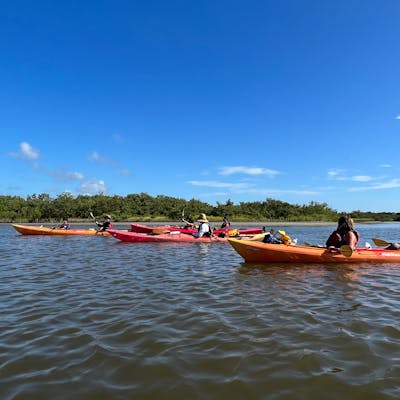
[12, 224, 110, 236]
[228, 238, 400, 264]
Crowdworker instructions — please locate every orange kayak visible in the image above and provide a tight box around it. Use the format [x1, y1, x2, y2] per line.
[228, 238, 400, 263]
[12, 224, 110, 236]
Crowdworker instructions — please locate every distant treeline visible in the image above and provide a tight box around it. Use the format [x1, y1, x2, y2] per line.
[1, 192, 400, 223]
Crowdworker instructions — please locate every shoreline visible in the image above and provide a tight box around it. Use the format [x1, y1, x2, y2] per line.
[6, 221, 399, 227]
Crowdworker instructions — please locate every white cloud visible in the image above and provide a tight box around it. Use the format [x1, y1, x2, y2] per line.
[349, 178, 400, 192]
[89, 151, 113, 164]
[67, 172, 84, 180]
[379, 164, 392, 168]
[395, 115, 400, 120]
[9, 142, 40, 160]
[42, 167, 85, 182]
[188, 180, 318, 196]
[351, 175, 373, 182]
[218, 166, 279, 177]
[239, 188, 318, 196]
[78, 180, 107, 194]
[188, 180, 253, 190]
[328, 168, 346, 179]
[118, 168, 131, 176]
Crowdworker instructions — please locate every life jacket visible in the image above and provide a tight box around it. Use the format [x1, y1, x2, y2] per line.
[326, 229, 359, 247]
[198, 222, 212, 237]
[278, 230, 292, 245]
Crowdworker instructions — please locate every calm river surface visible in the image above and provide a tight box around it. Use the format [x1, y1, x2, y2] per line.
[2, 222, 400, 399]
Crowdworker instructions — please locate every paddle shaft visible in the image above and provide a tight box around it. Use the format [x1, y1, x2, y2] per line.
[304, 242, 353, 257]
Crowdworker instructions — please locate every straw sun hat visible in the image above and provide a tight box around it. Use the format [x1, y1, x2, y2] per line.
[197, 213, 208, 223]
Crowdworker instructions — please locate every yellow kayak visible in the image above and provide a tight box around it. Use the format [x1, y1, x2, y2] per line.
[11, 224, 110, 236]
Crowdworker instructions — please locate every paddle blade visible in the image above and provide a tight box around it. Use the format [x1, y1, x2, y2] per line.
[248, 233, 267, 241]
[372, 238, 390, 247]
[90, 212, 95, 220]
[340, 245, 353, 257]
[152, 228, 171, 235]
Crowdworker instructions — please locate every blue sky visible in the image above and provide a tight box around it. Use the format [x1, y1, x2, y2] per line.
[1, 0, 400, 212]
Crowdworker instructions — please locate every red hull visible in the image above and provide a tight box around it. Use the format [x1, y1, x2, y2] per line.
[129, 223, 262, 236]
[109, 229, 228, 243]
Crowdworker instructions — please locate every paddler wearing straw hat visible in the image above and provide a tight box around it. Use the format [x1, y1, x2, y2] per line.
[192, 213, 213, 238]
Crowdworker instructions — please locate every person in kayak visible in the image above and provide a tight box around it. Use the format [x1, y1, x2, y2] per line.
[220, 215, 231, 230]
[326, 215, 359, 249]
[59, 219, 70, 230]
[193, 213, 213, 238]
[181, 216, 196, 229]
[96, 214, 113, 231]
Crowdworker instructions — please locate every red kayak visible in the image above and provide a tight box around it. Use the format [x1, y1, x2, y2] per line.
[109, 229, 229, 243]
[129, 223, 263, 236]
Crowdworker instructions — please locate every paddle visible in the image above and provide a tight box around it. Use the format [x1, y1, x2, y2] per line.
[339, 245, 353, 257]
[304, 242, 353, 257]
[304, 241, 324, 248]
[372, 238, 390, 247]
[51, 219, 63, 230]
[90, 212, 104, 234]
[248, 229, 282, 242]
[151, 228, 171, 235]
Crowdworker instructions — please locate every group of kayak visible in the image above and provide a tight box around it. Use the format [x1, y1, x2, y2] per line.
[11, 213, 400, 264]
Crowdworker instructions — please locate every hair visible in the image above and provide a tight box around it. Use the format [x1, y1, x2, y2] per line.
[337, 215, 354, 234]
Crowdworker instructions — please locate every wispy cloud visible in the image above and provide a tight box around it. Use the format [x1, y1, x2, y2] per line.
[328, 168, 346, 180]
[118, 168, 132, 176]
[379, 164, 392, 168]
[9, 142, 40, 160]
[49, 169, 85, 182]
[78, 179, 107, 194]
[351, 175, 373, 182]
[238, 188, 318, 196]
[218, 166, 279, 177]
[188, 180, 253, 190]
[349, 178, 400, 192]
[89, 151, 113, 164]
[188, 180, 318, 196]
[395, 115, 400, 120]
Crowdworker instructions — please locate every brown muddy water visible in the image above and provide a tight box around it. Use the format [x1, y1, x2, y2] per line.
[1, 223, 400, 399]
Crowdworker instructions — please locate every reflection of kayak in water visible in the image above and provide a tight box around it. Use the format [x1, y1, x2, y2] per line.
[129, 223, 263, 236]
[12, 224, 110, 236]
[109, 230, 229, 243]
[228, 238, 400, 263]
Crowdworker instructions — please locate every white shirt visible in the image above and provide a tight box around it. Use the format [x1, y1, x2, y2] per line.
[193, 222, 211, 238]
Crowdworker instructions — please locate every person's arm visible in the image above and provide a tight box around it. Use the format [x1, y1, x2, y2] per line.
[182, 218, 194, 228]
[346, 231, 358, 250]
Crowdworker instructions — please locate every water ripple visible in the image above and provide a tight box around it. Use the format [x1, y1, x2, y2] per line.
[1, 224, 400, 399]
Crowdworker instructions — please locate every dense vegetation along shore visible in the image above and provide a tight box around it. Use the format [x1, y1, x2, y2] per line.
[1, 193, 399, 223]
